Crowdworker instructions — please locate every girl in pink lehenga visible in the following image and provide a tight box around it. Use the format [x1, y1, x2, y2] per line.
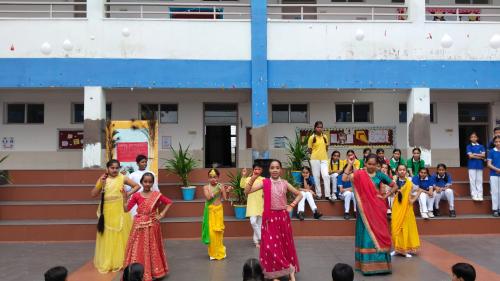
[245, 160, 303, 281]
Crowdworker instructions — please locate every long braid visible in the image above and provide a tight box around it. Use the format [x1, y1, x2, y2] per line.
[97, 187, 105, 234]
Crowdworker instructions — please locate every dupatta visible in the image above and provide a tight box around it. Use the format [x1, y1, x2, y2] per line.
[201, 184, 221, 245]
[353, 170, 392, 251]
[391, 178, 413, 237]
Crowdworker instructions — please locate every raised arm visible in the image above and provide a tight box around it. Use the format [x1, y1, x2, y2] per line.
[124, 177, 141, 197]
[244, 174, 264, 194]
[342, 161, 354, 183]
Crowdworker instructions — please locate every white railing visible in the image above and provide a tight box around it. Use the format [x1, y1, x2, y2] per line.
[425, 5, 500, 22]
[0, 1, 86, 18]
[105, 1, 250, 20]
[267, 3, 408, 21]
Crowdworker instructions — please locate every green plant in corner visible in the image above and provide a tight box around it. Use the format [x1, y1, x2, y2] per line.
[0, 155, 10, 184]
[227, 170, 246, 205]
[285, 130, 310, 171]
[164, 144, 197, 187]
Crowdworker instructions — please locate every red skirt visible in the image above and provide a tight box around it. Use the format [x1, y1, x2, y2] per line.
[260, 209, 300, 279]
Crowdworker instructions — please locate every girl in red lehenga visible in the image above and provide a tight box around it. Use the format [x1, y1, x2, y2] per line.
[245, 159, 303, 281]
[121, 172, 173, 281]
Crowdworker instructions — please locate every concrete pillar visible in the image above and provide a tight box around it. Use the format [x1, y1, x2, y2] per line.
[82, 86, 106, 168]
[407, 88, 431, 166]
[408, 0, 426, 23]
[250, 0, 269, 160]
[87, 0, 105, 22]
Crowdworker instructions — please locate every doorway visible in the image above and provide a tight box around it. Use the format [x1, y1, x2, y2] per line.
[458, 103, 489, 167]
[204, 104, 238, 168]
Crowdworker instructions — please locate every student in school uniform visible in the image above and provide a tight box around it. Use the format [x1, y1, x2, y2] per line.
[376, 148, 390, 166]
[339, 150, 361, 171]
[407, 148, 425, 177]
[389, 149, 406, 176]
[338, 167, 356, 220]
[329, 150, 342, 201]
[466, 132, 486, 202]
[308, 121, 331, 201]
[487, 127, 500, 149]
[412, 167, 435, 219]
[359, 148, 371, 169]
[432, 164, 456, 217]
[487, 135, 500, 217]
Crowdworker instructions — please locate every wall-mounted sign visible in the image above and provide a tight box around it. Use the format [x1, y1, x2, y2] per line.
[58, 130, 83, 149]
[2, 137, 14, 150]
[299, 127, 395, 147]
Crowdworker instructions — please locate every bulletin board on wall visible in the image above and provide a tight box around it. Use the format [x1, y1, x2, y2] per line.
[299, 127, 396, 148]
[58, 129, 84, 149]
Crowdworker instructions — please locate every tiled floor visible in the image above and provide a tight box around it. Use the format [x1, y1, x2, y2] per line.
[1, 236, 499, 281]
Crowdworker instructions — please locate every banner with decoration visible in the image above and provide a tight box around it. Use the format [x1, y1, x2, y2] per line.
[299, 126, 396, 148]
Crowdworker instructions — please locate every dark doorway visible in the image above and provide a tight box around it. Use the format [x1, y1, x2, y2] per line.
[458, 103, 489, 167]
[204, 104, 237, 168]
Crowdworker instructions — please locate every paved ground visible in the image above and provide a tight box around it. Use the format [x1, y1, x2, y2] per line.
[1, 236, 499, 281]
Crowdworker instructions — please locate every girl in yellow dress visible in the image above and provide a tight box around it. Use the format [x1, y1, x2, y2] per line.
[91, 159, 140, 273]
[241, 164, 264, 248]
[391, 164, 423, 258]
[201, 168, 232, 260]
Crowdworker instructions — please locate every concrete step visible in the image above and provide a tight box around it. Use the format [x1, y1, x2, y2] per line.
[0, 197, 493, 220]
[0, 214, 499, 241]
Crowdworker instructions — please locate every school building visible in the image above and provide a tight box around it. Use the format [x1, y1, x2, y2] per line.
[1, 0, 500, 170]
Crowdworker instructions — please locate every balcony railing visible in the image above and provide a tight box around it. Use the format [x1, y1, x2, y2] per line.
[104, 1, 250, 20]
[425, 5, 500, 22]
[0, 1, 86, 18]
[267, 3, 408, 21]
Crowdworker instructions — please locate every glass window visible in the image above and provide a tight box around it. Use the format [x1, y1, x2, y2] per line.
[353, 104, 371, 122]
[272, 104, 289, 123]
[6, 104, 25, 124]
[26, 104, 44, 124]
[204, 104, 237, 124]
[73, 103, 112, 123]
[160, 104, 178, 123]
[140, 104, 158, 120]
[336, 104, 352, 122]
[290, 104, 308, 123]
[458, 103, 488, 123]
[399, 103, 407, 123]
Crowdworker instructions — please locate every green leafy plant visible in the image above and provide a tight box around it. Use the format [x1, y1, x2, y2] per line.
[164, 144, 197, 187]
[227, 170, 246, 205]
[285, 131, 310, 171]
[0, 155, 10, 184]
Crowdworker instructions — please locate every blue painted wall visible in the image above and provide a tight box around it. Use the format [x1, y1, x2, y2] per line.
[1, 58, 500, 89]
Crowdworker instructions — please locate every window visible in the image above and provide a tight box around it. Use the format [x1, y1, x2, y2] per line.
[455, 0, 489, 4]
[399, 103, 436, 123]
[140, 104, 178, 124]
[335, 103, 371, 123]
[6, 104, 44, 124]
[72, 103, 112, 123]
[392, 0, 405, 3]
[458, 103, 489, 123]
[272, 104, 308, 123]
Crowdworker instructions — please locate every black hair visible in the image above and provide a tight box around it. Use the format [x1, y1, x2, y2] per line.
[365, 153, 378, 163]
[493, 135, 500, 142]
[363, 147, 371, 154]
[412, 147, 422, 154]
[270, 159, 282, 168]
[123, 263, 144, 281]
[301, 166, 315, 188]
[346, 150, 357, 158]
[242, 258, 264, 281]
[97, 159, 121, 234]
[44, 266, 68, 281]
[331, 263, 354, 281]
[393, 148, 402, 154]
[419, 167, 430, 177]
[140, 172, 155, 184]
[252, 163, 263, 169]
[312, 121, 328, 144]
[452, 263, 476, 281]
[331, 150, 341, 158]
[436, 163, 449, 183]
[208, 168, 220, 177]
[376, 148, 385, 154]
[494, 126, 500, 132]
[395, 164, 407, 203]
[135, 154, 147, 164]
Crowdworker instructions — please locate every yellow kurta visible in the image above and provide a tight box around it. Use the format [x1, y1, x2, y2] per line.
[208, 204, 226, 260]
[391, 179, 420, 254]
[241, 176, 264, 217]
[94, 174, 132, 273]
[339, 159, 361, 170]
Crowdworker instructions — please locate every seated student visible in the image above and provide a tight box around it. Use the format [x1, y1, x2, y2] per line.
[376, 148, 390, 166]
[390, 148, 406, 176]
[123, 263, 144, 281]
[44, 266, 68, 281]
[452, 263, 476, 281]
[338, 167, 356, 220]
[297, 166, 323, 221]
[329, 150, 342, 201]
[412, 167, 435, 219]
[407, 147, 425, 177]
[359, 147, 371, 168]
[340, 150, 361, 171]
[432, 163, 456, 217]
[242, 258, 264, 281]
[331, 263, 354, 281]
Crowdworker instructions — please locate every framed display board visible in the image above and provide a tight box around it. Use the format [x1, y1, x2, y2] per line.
[299, 127, 395, 148]
[58, 129, 84, 149]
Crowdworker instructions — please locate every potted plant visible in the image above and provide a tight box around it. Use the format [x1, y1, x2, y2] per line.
[227, 170, 247, 220]
[283, 169, 300, 218]
[165, 144, 198, 201]
[285, 131, 310, 184]
[0, 155, 10, 185]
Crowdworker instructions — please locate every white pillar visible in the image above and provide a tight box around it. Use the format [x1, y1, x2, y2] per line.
[87, 0, 105, 22]
[407, 88, 431, 166]
[408, 0, 426, 23]
[82, 86, 106, 168]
